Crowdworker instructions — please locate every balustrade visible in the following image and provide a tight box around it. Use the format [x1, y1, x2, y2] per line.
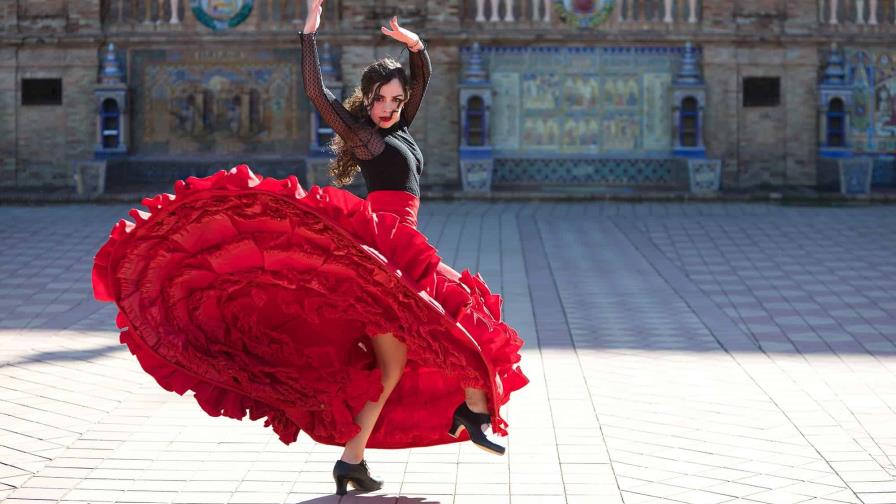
[819, 0, 896, 27]
[103, 0, 896, 34]
[103, 0, 313, 31]
[466, 0, 702, 29]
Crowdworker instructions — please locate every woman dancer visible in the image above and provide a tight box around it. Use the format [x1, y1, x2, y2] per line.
[301, 0, 523, 494]
[92, 0, 527, 498]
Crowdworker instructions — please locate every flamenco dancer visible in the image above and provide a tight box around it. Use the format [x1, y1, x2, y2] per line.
[92, 0, 527, 497]
[300, 0, 526, 492]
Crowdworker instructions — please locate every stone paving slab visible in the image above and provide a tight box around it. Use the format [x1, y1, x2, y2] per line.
[0, 202, 894, 503]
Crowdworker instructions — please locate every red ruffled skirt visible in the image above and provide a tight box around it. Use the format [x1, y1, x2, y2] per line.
[92, 165, 528, 448]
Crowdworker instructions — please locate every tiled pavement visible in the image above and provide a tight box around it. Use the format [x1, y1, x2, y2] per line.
[0, 201, 894, 504]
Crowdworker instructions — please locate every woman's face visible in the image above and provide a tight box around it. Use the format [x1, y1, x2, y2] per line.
[367, 78, 406, 129]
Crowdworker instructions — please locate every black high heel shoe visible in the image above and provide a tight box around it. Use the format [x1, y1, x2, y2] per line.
[447, 402, 506, 456]
[332, 459, 384, 496]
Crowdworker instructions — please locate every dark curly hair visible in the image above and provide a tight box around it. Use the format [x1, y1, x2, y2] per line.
[328, 57, 410, 186]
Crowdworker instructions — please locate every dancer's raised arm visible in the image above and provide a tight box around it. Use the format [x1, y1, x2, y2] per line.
[380, 16, 431, 127]
[300, 0, 383, 160]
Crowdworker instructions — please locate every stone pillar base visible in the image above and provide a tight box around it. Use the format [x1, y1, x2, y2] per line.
[72, 160, 108, 198]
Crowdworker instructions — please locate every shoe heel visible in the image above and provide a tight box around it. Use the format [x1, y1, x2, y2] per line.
[334, 475, 349, 495]
[450, 402, 506, 456]
[448, 417, 464, 438]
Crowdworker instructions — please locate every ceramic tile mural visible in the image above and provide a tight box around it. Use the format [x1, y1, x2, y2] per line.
[484, 46, 679, 155]
[846, 47, 896, 153]
[132, 48, 301, 155]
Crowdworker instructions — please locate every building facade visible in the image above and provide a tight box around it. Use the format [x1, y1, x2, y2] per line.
[1, 0, 894, 193]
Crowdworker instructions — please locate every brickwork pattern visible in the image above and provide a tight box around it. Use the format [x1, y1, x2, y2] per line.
[1, 202, 895, 503]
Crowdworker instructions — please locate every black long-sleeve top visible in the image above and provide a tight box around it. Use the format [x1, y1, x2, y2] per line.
[299, 31, 432, 197]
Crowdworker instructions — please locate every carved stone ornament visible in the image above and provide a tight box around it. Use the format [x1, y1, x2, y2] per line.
[553, 0, 616, 28]
[190, 0, 254, 30]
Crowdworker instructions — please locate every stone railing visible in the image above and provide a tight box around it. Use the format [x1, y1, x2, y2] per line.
[615, 0, 701, 25]
[463, 0, 702, 29]
[818, 0, 896, 29]
[102, 0, 895, 34]
[102, 0, 319, 32]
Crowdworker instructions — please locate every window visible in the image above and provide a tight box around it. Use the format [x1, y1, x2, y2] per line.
[100, 98, 120, 149]
[826, 97, 845, 147]
[743, 77, 780, 107]
[680, 97, 699, 147]
[465, 96, 485, 146]
[22, 78, 62, 105]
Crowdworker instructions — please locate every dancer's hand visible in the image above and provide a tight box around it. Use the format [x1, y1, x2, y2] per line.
[380, 16, 420, 49]
[304, 0, 323, 34]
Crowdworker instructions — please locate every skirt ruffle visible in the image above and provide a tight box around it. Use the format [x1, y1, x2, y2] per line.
[92, 165, 529, 448]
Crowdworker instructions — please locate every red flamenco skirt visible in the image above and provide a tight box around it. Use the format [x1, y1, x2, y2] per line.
[92, 165, 529, 448]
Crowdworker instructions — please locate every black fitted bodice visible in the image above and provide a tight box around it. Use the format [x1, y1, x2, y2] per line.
[356, 115, 424, 195]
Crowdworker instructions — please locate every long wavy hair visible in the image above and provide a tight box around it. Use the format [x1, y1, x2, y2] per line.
[328, 57, 410, 186]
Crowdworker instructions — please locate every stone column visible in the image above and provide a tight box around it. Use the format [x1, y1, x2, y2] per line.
[829, 0, 839, 23]
[182, 0, 198, 28]
[856, 0, 866, 23]
[504, 0, 514, 21]
[868, 0, 878, 23]
[116, 0, 125, 22]
[170, 0, 180, 23]
[664, 0, 674, 22]
[688, 0, 698, 22]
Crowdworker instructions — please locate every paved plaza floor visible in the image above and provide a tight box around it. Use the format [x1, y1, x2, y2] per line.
[0, 201, 894, 504]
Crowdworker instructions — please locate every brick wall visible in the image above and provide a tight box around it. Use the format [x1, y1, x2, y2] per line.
[704, 43, 819, 189]
[0, 48, 15, 188]
[1, 0, 890, 191]
[0, 0, 17, 33]
[2, 0, 101, 189]
[416, 44, 460, 185]
[15, 47, 97, 188]
[703, 45, 740, 188]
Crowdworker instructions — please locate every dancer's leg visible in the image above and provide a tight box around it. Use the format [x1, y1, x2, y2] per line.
[464, 387, 489, 414]
[437, 261, 501, 450]
[436, 262, 489, 414]
[340, 332, 407, 463]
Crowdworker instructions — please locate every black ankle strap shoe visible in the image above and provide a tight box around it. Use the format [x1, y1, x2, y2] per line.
[448, 402, 506, 456]
[332, 459, 384, 495]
